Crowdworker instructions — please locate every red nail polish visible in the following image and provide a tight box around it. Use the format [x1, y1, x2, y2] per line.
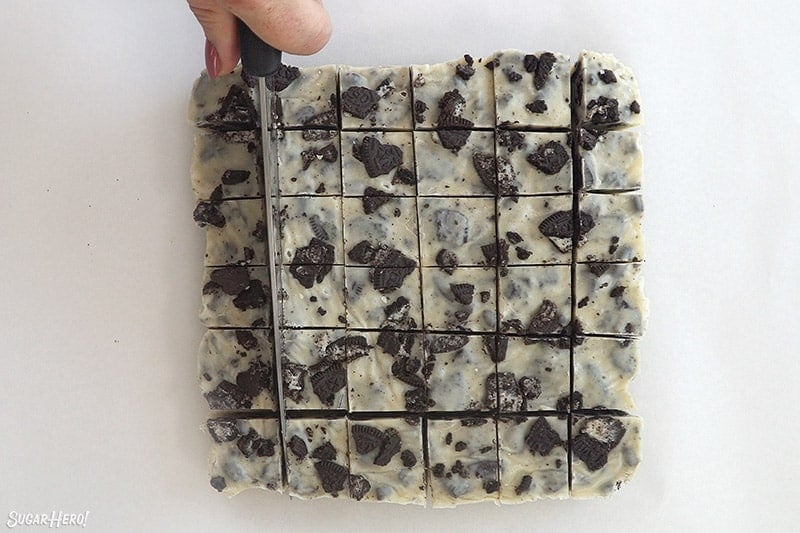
[205, 39, 220, 80]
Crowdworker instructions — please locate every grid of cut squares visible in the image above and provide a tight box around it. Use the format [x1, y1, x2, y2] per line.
[192, 49, 647, 503]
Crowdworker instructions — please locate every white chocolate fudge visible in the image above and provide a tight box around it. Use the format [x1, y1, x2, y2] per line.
[425, 334, 495, 412]
[348, 418, 425, 504]
[339, 66, 413, 130]
[195, 198, 266, 266]
[279, 196, 344, 265]
[579, 129, 642, 191]
[422, 267, 496, 332]
[497, 195, 574, 265]
[270, 64, 338, 129]
[574, 51, 642, 129]
[341, 131, 416, 196]
[189, 67, 259, 131]
[191, 130, 262, 200]
[207, 418, 282, 495]
[493, 50, 571, 129]
[285, 418, 350, 499]
[280, 265, 345, 328]
[345, 267, 422, 330]
[411, 54, 495, 129]
[570, 415, 642, 498]
[281, 329, 355, 410]
[200, 266, 270, 328]
[415, 131, 503, 196]
[574, 337, 638, 411]
[499, 265, 571, 335]
[497, 416, 568, 502]
[199, 329, 275, 410]
[343, 196, 419, 265]
[578, 193, 644, 263]
[277, 130, 341, 195]
[496, 337, 570, 412]
[575, 263, 647, 336]
[348, 331, 426, 412]
[427, 418, 499, 507]
[496, 131, 572, 194]
[418, 197, 497, 267]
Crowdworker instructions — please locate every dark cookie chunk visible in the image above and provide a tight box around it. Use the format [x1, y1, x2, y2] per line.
[235, 330, 259, 350]
[587, 263, 610, 277]
[382, 296, 416, 328]
[209, 267, 251, 295]
[205, 380, 251, 410]
[353, 136, 403, 178]
[264, 64, 300, 91]
[401, 450, 417, 468]
[370, 265, 415, 293]
[587, 96, 620, 125]
[523, 54, 538, 73]
[610, 285, 627, 298]
[221, 169, 250, 185]
[426, 334, 469, 354]
[537, 210, 573, 239]
[582, 416, 626, 448]
[300, 143, 338, 171]
[207, 85, 258, 130]
[527, 140, 569, 175]
[515, 474, 533, 495]
[483, 335, 507, 363]
[573, 433, 609, 471]
[533, 52, 556, 90]
[207, 418, 240, 443]
[436, 129, 472, 153]
[432, 463, 446, 478]
[598, 69, 617, 84]
[288, 434, 308, 459]
[309, 363, 346, 406]
[392, 167, 417, 185]
[515, 247, 532, 260]
[472, 152, 497, 194]
[525, 100, 548, 114]
[373, 428, 402, 466]
[289, 237, 335, 288]
[377, 327, 413, 357]
[519, 376, 542, 400]
[450, 283, 474, 305]
[404, 387, 430, 412]
[193, 201, 225, 228]
[435, 248, 459, 274]
[484, 479, 500, 494]
[282, 362, 307, 403]
[504, 67, 523, 82]
[413, 100, 428, 125]
[235, 360, 272, 399]
[349, 474, 371, 501]
[556, 391, 583, 413]
[455, 63, 475, 81]
[630, 100, 641, 114]
[437, 89, 475, 129]
[481, 240, 509, 266]
[314, 460, 348, 495]
[391, 356, 425, 389]
[311, 441, 337, 461]
[497, 130, 525, 153]
[210, 476, 227, 492]
[580, 129, 600, 151]
[237, 428, 275, 458]
[505, 231, 523, 245]
[460, 418, 488, 427]
[348, 240, 378, 264]
[526, 299, 563, 335]
[352, 424, 385, 454]
[341, 86, 381, 119]
[525, 417, 563, 456]
[362, 186, 393, 214]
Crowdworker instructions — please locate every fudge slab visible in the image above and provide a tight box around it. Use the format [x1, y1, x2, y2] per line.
[578, 193, 644, 263]
[575, 263, 647, 336]
[496, 337, 570, 412]
[278, 196, 344, 265]
[199, 266, 270, 328]
[499, 265, 572, 336]
[497, 195, 574, 265]
[281, 328, 350, 410]
[573, 50, 642, 129]
[414, 130, 498, 196]
[579, 129, 643, 191]
[285, 418, 350, 499]
[424, 334, 496, 412]
[421, 267, 497, 332]
[277, 129, 341, 196]
[194, 198, 267, 267]
[418, 197, 497, 267]
[339, 66, 414, 130]
[341, 131, 416, 197]
[345, 266, 422, 330]
[342, 196, 419, 266]
[191, 129, 262, 200]
[574, 336, 639, 411]
[271, 64, 338, 129]
[280, 264, 345, 328]
[496, 131, 572, 195]
[207, 418, 282, 496]
[189, 67, 259, 131]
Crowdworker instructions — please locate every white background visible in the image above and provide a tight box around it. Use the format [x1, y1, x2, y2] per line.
[1, 1, 798, 531]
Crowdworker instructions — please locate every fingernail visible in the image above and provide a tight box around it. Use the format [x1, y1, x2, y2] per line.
[205, 39, 220, 80]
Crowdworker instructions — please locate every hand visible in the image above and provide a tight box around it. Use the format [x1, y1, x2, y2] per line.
[189, 0, 332, 79]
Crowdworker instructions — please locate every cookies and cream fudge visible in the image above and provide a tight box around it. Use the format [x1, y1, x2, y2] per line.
[339, 66, 413, 130]
[497, 416, 569, 502]
[284, 418, 350, 499]
[497, 195, 574, 265]
[280, 265, 345, 328]
[425, 334, 496, 412]
[573, 50, 642, 129]
[579, 129, 642, 191]
[194, 197, 266, 267]
[575, 263, 647, 336]
[496, 131, 572, 195]
[199, 329, 275, 410]
[573, 337, 639, 411]
[570, 415, 642, 498]
[199, 266, 270, 328]
[270, 64, 338, 129]
[493, 50, 571, 129]
[191, 129, 262, 200]
[189, 67, 259, 131]
[348, 418, 426, 504]
[422, 267, 496, 332]
[499, 265, 572, 335]
[345, 266, 422, 330]
[281, 329, 352, 410]
[495, 337, 570, 412]
[278, 196, 344, 265]
[342, 196, 419, 265]
[277, 130, 341, 196]
[418, 197, 497, 267]
[415, 130, 499, 196]
[578, 193, 644, 263]
[341, 131, 416, 196]
[207, 417, 282, 496]
[427, 418, 499, 507]
[411, 54, 495, 129]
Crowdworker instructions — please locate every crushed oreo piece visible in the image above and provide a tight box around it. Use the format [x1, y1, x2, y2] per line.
[427, 334, 469, 354]
[504, 68, 523, 82]
[580, 129, 600, 150]
[373, 428, 401, 466]
[282, 362, 307, 403]
[455, 63, 475, 81]
[352, 424, 385, 454]
[205, 380, 251, 410]
[207, 85, 258, 130]
[353, 136, 403, 178]
[193, 201, 225, 228]
[435, 249, 459, 274]
[401, 450, 417, 468]
[288, 435, 308, 459]
[289, 238, 335, 288]
[311, 441, 337, 461]
[309, 363, 346, 406]
[362, 187, 392, 214]
[525, 99, 548, 114]
[235, 360, 271, 399]
[314, 460, 348, 495]
[587, 96, 620, 125]
[527, 140, 569, 175]
[301, 143, 338, 171]
[210, 476, 227, 492]
[449, 283, 474, 305]
[437, 89, 475, 128]
[526, 299, 563, 335]
[525, 417, 564, 456]
[264, 64, 300, 91]
[505, 231, 523, 245]
[392, 167, 416, 185]
[515, 475, 533, 495]
[533, 52, 556, 90]
[598, 69, 618, 84]
[519, 376, 542, 400]
[437, 129, 472, 152]
[341, 86, 381, 119]
[349, 474, 371, 500]
[221, 169, 250, 185]
[207, 419, 240, 443]
[495, 372, 524, 411]
[497, 130, 525, 153]
[413, 100, 428, 124]
[630, 100, 641, 114]
[209, 267, 250, 295]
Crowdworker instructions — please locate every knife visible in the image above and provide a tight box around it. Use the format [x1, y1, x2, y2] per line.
[238, 20, 288, 481]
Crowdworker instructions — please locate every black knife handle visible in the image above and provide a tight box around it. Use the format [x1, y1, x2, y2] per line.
[237, 19, 282, 77]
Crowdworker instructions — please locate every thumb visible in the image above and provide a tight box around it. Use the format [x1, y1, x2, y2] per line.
[188, 0, 241, 78]
[224, 0, 332, 55]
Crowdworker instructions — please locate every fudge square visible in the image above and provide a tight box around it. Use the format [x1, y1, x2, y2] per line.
[347, 418, 426, 504]
[207, 417, 282, 495]
[284, 418, 350, 499]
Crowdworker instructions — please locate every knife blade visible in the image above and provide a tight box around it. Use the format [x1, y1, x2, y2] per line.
[238, 20, 288, 481]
